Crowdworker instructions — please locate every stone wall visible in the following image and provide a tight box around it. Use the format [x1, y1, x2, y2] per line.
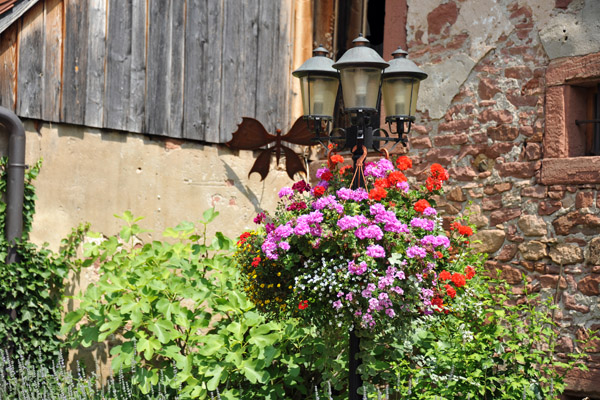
[404, 0, 600, 396]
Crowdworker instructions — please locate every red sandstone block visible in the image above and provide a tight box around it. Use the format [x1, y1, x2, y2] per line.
[433, 133, 468, 146]
[505, 66, 533, 80]
[427, 1, 458, 36]
[490, 208, 522, 226]
[521, 185, 546, 198]
[482, 194, 502, 210]
[577, 275, 600, 296]
[448, 166, 477, 181]
[409, 137, 432, 149]
[538, 200, 562, 215]
[484, 182, 512, 195]
[478, 109, 513, 124]
[575, 191, 594, 209]
[488, 125, 519, 141]
[524, 143, 542, 160]
[539, 274, 568, 289]
[497, 161, 540, 179]
[478, 77, 500, 100]
[438, 119, 473, 132]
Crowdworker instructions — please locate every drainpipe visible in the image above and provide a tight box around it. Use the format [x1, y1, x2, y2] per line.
[0, 106, 26, 264]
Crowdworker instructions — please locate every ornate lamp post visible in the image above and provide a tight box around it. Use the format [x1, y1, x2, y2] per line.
[293, 35, 428, 399]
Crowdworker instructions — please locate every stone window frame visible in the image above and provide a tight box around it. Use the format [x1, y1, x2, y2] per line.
[540, 52, 600, 185]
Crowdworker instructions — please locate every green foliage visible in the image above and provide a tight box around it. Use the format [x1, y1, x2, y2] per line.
[63, 211, 346, 399]
[0, 158, 87, 365]
[362, 270, 594, 399]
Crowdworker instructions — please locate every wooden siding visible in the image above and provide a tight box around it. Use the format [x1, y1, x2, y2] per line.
[0, 0, 293, 143]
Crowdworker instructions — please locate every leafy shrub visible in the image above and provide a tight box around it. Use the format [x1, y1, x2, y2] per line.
[62, 210, 346, 399]
[357, 270, 594, 399]
[0, 158, 87, 365]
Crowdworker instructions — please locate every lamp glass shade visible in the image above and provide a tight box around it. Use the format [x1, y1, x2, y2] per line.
[382, 77, 420, 117]
[299, 74, 339, 118]
[339, 67, 381, 110]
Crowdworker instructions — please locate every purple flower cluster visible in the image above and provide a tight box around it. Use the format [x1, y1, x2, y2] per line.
[278, 187, 294, 199]
[364, 158, 394, 179]
[336, 187, 369, 201]
[370, 204, 410, 234]
[366, 244, 386, 258]
[337, 215, 369, 231]
[348, 260, 367, 275]
[406, 245, 427, 259]
[410, 217, 436, 232]
[312, 195, 344, 214]
[420, 235, 451, 249]
[355, 224, 384, 240]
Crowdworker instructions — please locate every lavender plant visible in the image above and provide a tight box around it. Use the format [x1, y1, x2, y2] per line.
[0, 348, 176, 399]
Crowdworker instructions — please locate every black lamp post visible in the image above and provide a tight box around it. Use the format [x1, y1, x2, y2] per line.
[293, 35, 428, 399]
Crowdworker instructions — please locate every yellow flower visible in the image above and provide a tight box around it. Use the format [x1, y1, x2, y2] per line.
[277, 284, 280, 288]
[277, 272, 281, 277]
[260, 283, 265, 288]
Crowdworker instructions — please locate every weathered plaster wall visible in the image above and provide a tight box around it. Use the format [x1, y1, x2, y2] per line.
[405, 0, 600, 396]
[4, 121, 296, 248]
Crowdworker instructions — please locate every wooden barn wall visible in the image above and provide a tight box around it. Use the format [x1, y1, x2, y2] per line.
[0, 0, 293, 143]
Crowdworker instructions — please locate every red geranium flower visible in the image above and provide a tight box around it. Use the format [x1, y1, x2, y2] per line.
[388, 171, 407, 186]
[414, 199, 430, 213]
[451, 272, 466, 288]
[438, 270, 452, 281]
[237, 232, 251, 245]
[251, 256, 261, 268]
[426, 176, 442, 191]
[330, 154, 344, 165]
[313, 186, 326, 197]
[396, 156, 413, 171]
[431, 163, 449, 181]
[444, 284, 456, 299]
[298, 300, 309, 310]
[465, 265, 476, 280]
[432, 296, 444, 308]
[320, 171, 333, 181]
[374, 178, 390, 189]
[369, 186, 387, 201]
[451, 222, 473, 236]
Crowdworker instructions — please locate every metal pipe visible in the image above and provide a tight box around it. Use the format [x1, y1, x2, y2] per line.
[0, 106, 26, 264]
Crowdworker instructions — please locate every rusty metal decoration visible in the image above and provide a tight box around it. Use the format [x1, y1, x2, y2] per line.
[226, 117, 316, 181]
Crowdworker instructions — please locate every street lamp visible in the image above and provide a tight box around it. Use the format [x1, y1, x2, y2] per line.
[293, 35, 428, 400]
[293, 35, 427, 150]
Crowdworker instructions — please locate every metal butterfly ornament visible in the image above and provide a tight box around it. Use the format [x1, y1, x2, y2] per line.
[226, 117, 317, 181]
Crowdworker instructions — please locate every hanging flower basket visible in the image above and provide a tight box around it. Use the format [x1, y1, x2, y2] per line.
[235, 151, 476, 331]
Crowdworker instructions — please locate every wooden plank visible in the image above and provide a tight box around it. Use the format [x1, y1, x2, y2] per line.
[103, 0, 131, 130]
[84, 0, 107, 128]
[145, 0, 170, 136]
[0, 22, 17, 110]
[255, 0, 281, 133]
[200, 0, 223, 143]
[276, 0, 292, 131]
[16, 1, 44, 119]
[167, 0, 185, 138]
[42, 0, 63, 122]
[61, 0, 89, 125]
[182, 0, 207, 140]
[219, 0, 259, 142]
[126, 0, 146, 133]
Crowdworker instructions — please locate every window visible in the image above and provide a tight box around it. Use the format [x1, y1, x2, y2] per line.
[540, 51, 600, 185]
